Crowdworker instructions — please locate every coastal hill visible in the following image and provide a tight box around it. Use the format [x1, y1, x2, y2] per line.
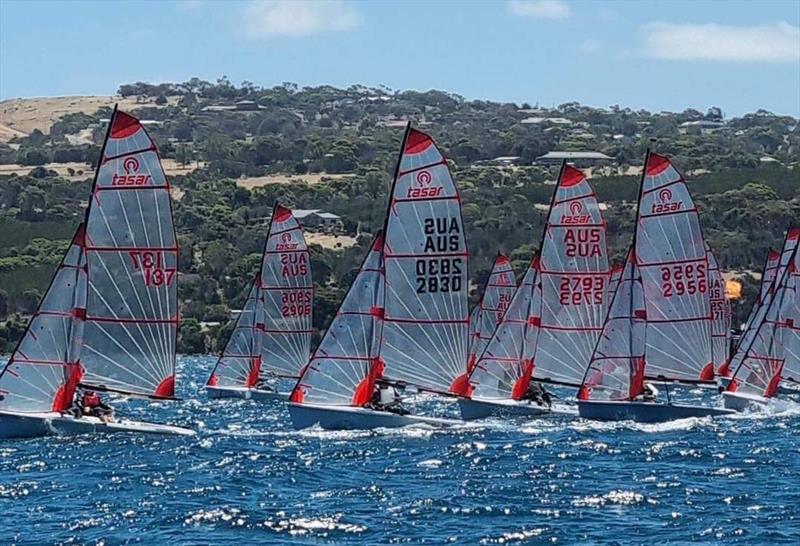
[0, 78, 797, 352]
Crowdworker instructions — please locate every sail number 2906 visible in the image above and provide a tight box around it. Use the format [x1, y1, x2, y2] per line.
[415, 258, 462, 294]
[129, 251, 176, 287]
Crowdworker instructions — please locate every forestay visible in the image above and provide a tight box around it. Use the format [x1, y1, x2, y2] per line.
[206, 279, 263, 389]
[290, 234, 384, 406]
[467, 254, 516, 370]
[259, 205, 313, 378]
[467, 258, 541, 399]
[727, 229, 799, 396]
[635, 153, 713, 382]
[379, 126, 469, 394]
[0, 225, 86, 412]
[706, 243, 732, 375]
[534, 164, 610, 386]
[81, 110, 179, 398]
[578, 249, 646, 401]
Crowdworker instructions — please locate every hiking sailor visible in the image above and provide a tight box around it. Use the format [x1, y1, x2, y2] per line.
[368, 382, 410, 415]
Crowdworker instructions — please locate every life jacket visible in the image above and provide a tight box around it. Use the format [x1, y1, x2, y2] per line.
[83, 392, 101, 408]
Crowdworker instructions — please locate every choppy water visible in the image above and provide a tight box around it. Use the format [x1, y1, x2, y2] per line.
[1, 356, 799, 545]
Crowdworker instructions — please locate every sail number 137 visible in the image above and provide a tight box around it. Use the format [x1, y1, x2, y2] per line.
[129, 251, 176, 287]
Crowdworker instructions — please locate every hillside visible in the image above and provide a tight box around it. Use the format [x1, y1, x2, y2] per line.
[0, 78, 798, 353]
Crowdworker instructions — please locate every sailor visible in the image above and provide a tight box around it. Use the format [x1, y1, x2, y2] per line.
[640, 383, 658, 403]
[254, 377, 275, 392]
[369, 383, 410, 415]
[79, 389, 114, 423]
[523, 382, 552, 408]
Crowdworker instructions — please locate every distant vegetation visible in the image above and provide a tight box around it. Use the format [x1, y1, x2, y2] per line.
[0, 77, 797, 353]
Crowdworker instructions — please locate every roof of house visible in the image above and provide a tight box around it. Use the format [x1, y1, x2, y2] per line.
[537, 151, 612, 160]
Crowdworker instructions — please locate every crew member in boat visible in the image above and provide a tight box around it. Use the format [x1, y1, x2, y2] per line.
[71, 389, 114, 423]
[368, 383, 410, 415]
[637, 383, 659, 403]
[253, 377, 275, 393]
[522, 382, 552, 408]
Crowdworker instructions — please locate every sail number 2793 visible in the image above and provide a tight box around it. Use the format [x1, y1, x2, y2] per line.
[129, 251, 176, 287]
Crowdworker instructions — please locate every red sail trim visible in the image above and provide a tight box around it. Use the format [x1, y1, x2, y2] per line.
[266, 224, 303, 238]
[560, 165, 586, 188]
[645, 153, 671, 176]
[87, 315, 179, 325]
[639, 207, 699, 220]
[763, 361, 785, 397]
[628, 357, 646, 399]
[552, 192, 599, 207]
[101, 145, 158, 164]
[207, 374, 219, 386]
[94, 185, 169, 192]
[538, 268, 608, 276]
[450, 373, 472, 397]
[385, 252, 468, 259]
[392, 195, 461, 205]
[404, 128, 433, 154]
[699, 362, 715, 381]
[511, 361, 534, 400]
[635, 255, 705, 268]
[9, 358, 72, 366]
[538, 324, 603, 332]
[86, 245, 177, 252]
[246, 357, 261, 388]
[154, 375, 175, 398]
[52, 363, 83, 412]
[110, 111, 142, 138]
[382, 317, 469, 325]
[641, 178, 686, 195]
[262, 328, 313, 334]
[260, 285, 313, 291]
[646, 316, 709, 324]
[273, 205, 293, 222]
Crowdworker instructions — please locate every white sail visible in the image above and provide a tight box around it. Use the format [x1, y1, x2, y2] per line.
[779, 229, 800, 383]
[81, 110, 179, 398]
[379, 126, 469, 394]
[0, 225, 86, 412]
[206, 279, 262, 388]
[259, 204, 313, 378]
[290, 234, 384, 406]
[467, 258, 540, 399]
[727, 229, 799, 396]
[606, 263, 624, 313]
[706, 243, 732, 374]
[579, 249, 647, 401]
[636, 153, 713, 383]
[467, 254, 516, 370]
[534, 164, 610, 386]
[738, 248, 780, 346]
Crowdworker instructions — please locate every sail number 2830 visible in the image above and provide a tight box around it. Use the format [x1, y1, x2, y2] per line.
[129, 251, 176, 287]
[415, 258, 462, 294]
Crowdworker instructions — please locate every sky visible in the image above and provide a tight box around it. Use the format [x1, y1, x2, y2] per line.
[1, 0, 798, 117]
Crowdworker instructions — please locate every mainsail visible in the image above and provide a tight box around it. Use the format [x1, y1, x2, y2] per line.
[379, 126, 470, 394]
[578, 249, 646, 401]
[81, 109, 179, 398]
[467, 253, 516, 370]
[635, 153, 713, 382]
[258, 204, 313, 378]
[206, 278, 263, 389]
[466, 258, 541, 399]
[726, 228, 799, 396]
[606, 263, 624, 312]
[533, 164, 610, 386]
[738, 248, 780, 345]
[290, 234, 384, 406]
[706, 243, 732, 375]
[0, 225, 86, 412]
[780, 230, 800, 383]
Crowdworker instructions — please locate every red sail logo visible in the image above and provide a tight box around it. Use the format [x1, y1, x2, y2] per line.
[276, 231, 299, 251]
[407, 170, 443, 199]
[112, 155, 152, 186]
[497, 272, 511, 286]
[561, 200, 590, 224]
[652, 187, 683, 214]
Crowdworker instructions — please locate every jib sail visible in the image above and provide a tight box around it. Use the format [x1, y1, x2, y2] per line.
[0, 225, 86, 412]
[290, 234, 384, 406]
[379, 125, 470, 394]
[81, 109, 179, 398]
[706, 243, 732, 375]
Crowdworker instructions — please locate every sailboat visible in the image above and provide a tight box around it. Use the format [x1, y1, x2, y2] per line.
[707, 243, 732, 377]
[606, 263, 624, 310]
[206, 203, 312, 401]
[466, 253, 516, 374]
[456, 163, 610, 419]
[0, 109, 194, 437]
[722, 227, 799, 410]
[577, 151, 735, 422]
[288, 124, 467, 429]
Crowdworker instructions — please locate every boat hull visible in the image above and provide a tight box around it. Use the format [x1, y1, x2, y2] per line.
[458, 398, 550, 421]
[206, 385, 286, 402]
[721, 391, 769, 412]
[288, 402, 459, 431]
[577, 400, 735, 422]
[0, 410, 195, 439]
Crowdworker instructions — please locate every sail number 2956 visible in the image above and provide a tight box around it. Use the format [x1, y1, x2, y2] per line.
[415, 258, 462, 294]
[129, 251, 176, 287]
[661, 263, 706, 297]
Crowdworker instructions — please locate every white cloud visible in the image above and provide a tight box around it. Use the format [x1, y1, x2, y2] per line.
[641, 22, 800, 62]
[508, 0, 571, 20]
[243, 0, 362, 39]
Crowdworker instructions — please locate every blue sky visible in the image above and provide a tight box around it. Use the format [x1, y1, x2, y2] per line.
[1, 0, 798, 116]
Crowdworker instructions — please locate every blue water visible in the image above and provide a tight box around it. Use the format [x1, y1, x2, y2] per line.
[1, 356, 799, 545]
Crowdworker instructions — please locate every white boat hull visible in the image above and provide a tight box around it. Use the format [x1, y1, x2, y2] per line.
[288, 402, 460, 430]
[578, 400, 735, 422]
[458, 397, 550, 421]
[206, 385, 286, 402]
[0, 410, 195, 439]
[721, 391, 769, 412]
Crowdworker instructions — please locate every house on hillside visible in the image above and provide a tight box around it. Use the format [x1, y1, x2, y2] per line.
[291, 209, 345, 233]
[537, 151, 612, 167]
